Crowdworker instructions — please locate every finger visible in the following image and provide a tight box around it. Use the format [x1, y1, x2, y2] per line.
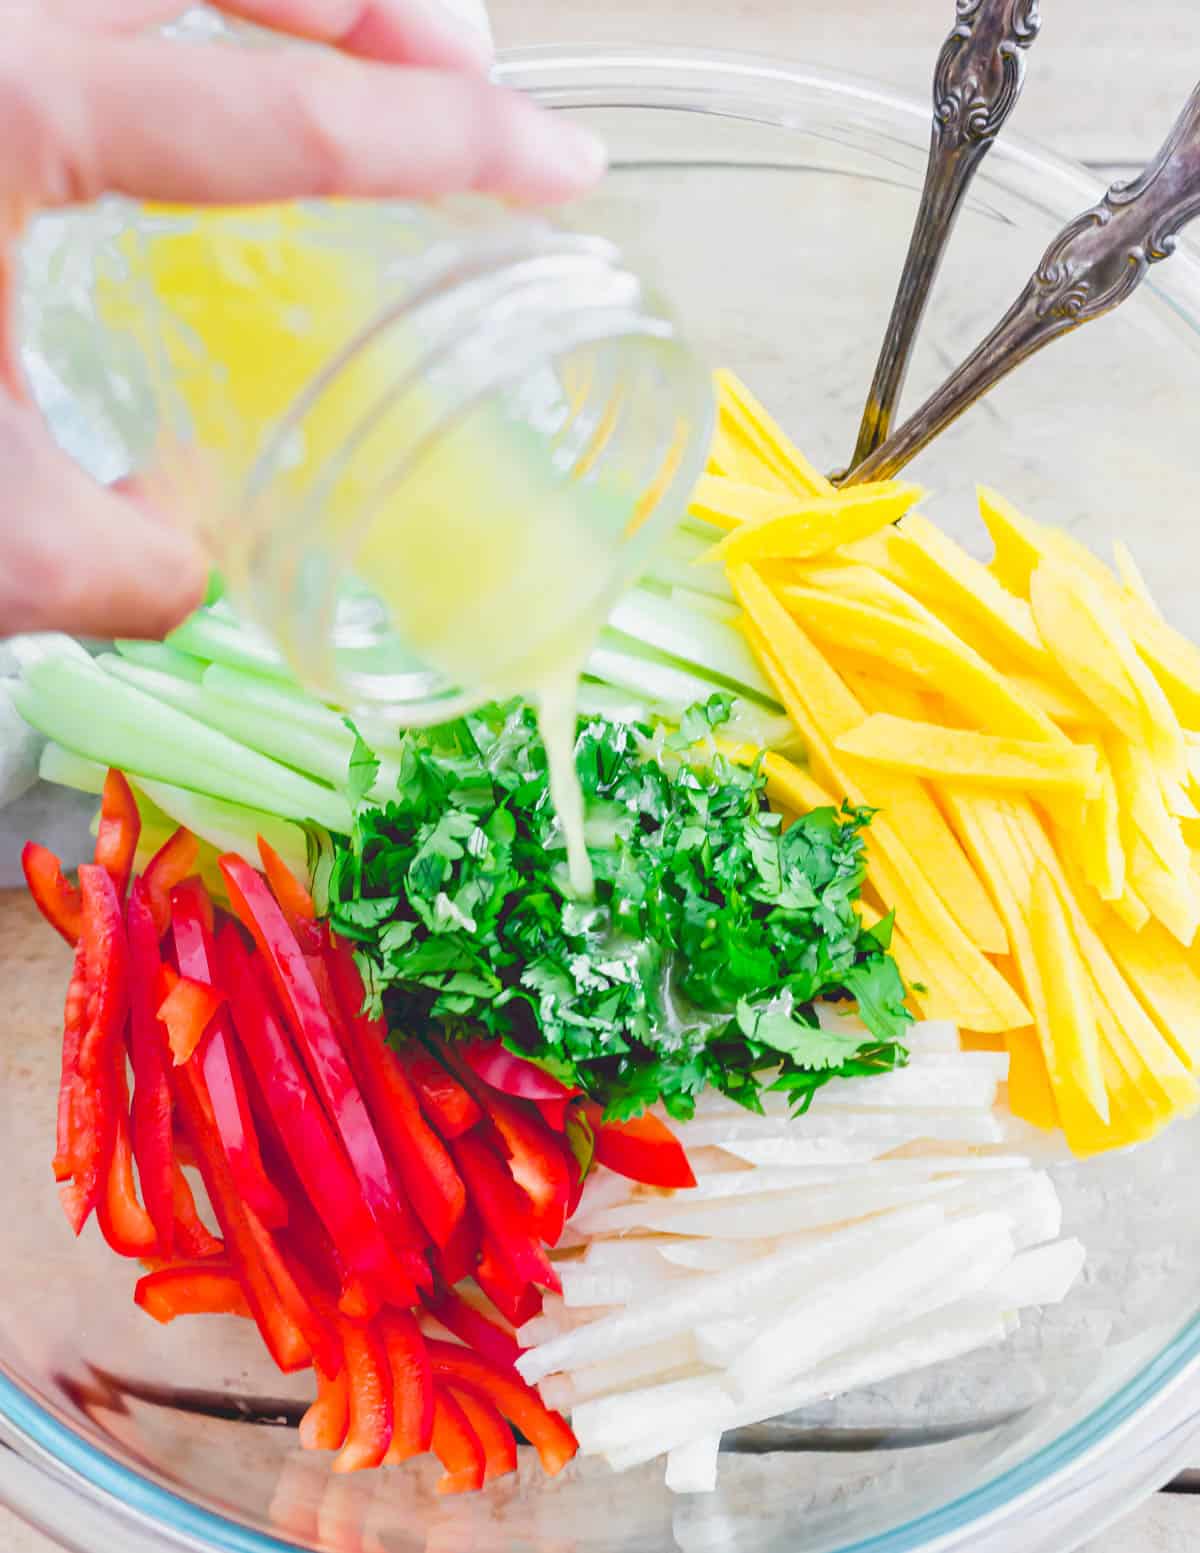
[2, 31, 606, 207]
[0, 403, 207, 640]
[41, 0, 493, 72]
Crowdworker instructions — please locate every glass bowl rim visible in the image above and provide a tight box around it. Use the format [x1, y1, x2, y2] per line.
[6, 38, 1200, 1553]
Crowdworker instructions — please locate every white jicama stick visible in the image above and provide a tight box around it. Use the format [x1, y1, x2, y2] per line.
[983, 1237, 1086, 1308]
[560, 1265, 693, 1309]
[540, 1332, 701, 1410]
[726, 1211, 1016, 1400]
[940, 1171, 1062, 1249]
[656, 1237, 781, 1272]
[582, 1240, 690, 1274]
[605, 1304, 1011, 1475]
[693, 1316, 759, 1368]
[665, 1435, 721, 1495]
[688, 1110, 1009, 1150]
[907, 1019, 964, 1051]
[516, 1203, 946, 1386]
[814, 1067, 999, 1110]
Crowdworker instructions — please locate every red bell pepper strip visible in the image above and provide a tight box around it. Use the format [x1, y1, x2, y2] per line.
[172, 881, 289, 1230]
[135, 1263, 251, 1324]
[334, 1319, 394, 1474]
[456, 1072, 571, 1247]
[449, 1386, 518, 1483]
[220, 855, 429, 1294]
[429, 1388, 485, 1494]
[381, 1313, 434, 1463]
[98, 1056, 159, 1259]
[425, 1339, 578, 1476]
[94, 769, 141, 899]
[244, 1206, 342, 1380]
[218, 929, 416, 1315]
[300, 1362, 350, 1453]
[449, 1134, 561, 1294]
[326, 938, 466, 1249]
[475, 1236, 542, 1328]
[53, 942, 88, 1182]
[431, 1203, 479, 1289]
[141, 828, 200, 938]
[23, 841, 82, 945]
[460, 1040, 580, 1107]
[403, 1044, 482, 1139]
[171, 1058, 311, 1373]
[156, 975, 224, 1066]
[172, 1163, 224, 1260]
[126, 882, 174, 1255]
[424, 1286, 520, 1369]
[583, 1102, 697, 1190]
[257, 836, 318, 929]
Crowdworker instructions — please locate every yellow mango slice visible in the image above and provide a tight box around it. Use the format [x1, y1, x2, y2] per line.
[732, 571, 1009, 957]
[1113, 539, 1161, 616]
[977, 486, 1046, 596]
[1126, 608, 1200, 729]
[838, 668, 938, 724]
[1028, 867, 1110, 1123]
[702, 483, 923, 567]
[1004, 674, 1097, 728]
[713, 370, 836, 499]
[1006, 1029, 1059, 1132]
[745, 621, 1024, 1026]
[834, 715, 1100, 798]
[889, 512, 1060, 680]
[1030, 563, 1186, 781]
[690, 474, 801, 532]
[1107, 737, 1194, 888]
[1110, 883, 1152, 932]
[1069, 743, 1125, 901]
[778, 586, 1063, 743]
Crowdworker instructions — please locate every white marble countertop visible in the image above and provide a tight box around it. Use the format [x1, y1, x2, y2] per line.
[6, 1, 1199, 1551]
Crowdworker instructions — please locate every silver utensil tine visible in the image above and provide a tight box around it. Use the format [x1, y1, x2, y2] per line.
[844, 80, 1200, 488]
[846, 0, 1042, 473]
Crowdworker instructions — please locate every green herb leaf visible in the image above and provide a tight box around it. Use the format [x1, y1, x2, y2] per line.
[345, 723, 381, 809]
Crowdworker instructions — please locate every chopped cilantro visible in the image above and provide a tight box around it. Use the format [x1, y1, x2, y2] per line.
[327, 699, 911, 1120]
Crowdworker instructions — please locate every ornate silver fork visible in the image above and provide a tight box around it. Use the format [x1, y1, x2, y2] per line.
[846, 0, 1042, 472]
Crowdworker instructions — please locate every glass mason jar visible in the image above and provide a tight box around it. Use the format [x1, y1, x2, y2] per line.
[18, 193, 713, 724]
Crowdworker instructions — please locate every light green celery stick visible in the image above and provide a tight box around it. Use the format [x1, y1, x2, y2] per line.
[643, 531, 736, 603]
[40, 742, 106, 794]
[670, 586, 741, 626]
[113, 640, 209, 682]
[607, 586, 775, 701]
[134, 778, 309, 878]
[13, 656, 352, 832]
[201, 663, 354, 742]
[575, 680, 659, 725]
[587, 631, 752, 712]
[167, 609, 294, 680]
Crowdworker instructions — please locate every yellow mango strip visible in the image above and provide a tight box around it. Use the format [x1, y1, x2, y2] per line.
[1028, 868, 1109, 1123]
[1113, 539, 1161, 616]
[701, 484, 923, 567]
[839, 668, 938, 724]
[1110, 883, 1152, 932]
[1030, 564, 1187, 782]
[834, 715, 1100, 799]
[706, 420, 791, 494]
[713, 370, 836, 499]
[1126, 834, 1200, 947]
[889, 512, 1060, 680]
[742, 617, 1022, 1025]
[1093, 996, 1197, 1123]
[1006, 1029, 1059, 1132]
[836, 531, 896, 571]
[793, 562, 957, 639]
[689, 473, 801, 532]
[960, 1031, 1008, 1053]
[778, 586, 1063, 743]
[1070, 743, 1125, 901]
[976, 486, 1046, 596]
[1122, 606, 1200, 729]
[1107, 738, 1192, 880]
[733, 570, 1009, 958]
[1005, 673, 1097, 728]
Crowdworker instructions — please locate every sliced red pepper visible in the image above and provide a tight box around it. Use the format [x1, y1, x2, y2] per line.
[426, 1339, 578, 1476]
[218, 929, 415, 1315]
[460, 1040, 580, 1107]
[449, 1386, 517, 1484]
[172, 1163, 224, 1260]
[126, 882, 174, 1255]
[475, 1236, 542, 1328]
[300, 1361, 350, 1453]
[449, 1134, 561, 1294]
[156, 975, 223, 1066]
[94, 769, 141, 899]
[403, 1044, 482, 1139]
[334, 1319, 393, 1474]
[457, 1072, 571, 1247]
[135, 1263, 251, 1324]
[98, 1055, 159, 1259]
[171, 1059, 311, 1373]
[23, 841, 82, 945]
[244, 1206, 342, 1379]
[220, 856, 429, 1295]
[431, 1203, 480, 1289]
[53, 942, 88, 1182]
[381, 1313, 433, 1464]
[424, 1286, 520, 1369]
[257, 835, 319, 943]
[583, 1102, 697, 1190]
[172, 881, 289, 1230]
[326, 939, 466, 1249]
[430, 1387, 485, 1494]
[142, 828, 200, 938]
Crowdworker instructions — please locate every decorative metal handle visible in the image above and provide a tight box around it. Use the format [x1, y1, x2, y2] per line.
[845, 81, 1200, 487]
[845, 0, 1041, 472]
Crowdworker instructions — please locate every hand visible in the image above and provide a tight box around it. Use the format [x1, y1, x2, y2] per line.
[0, 0, 607, 641]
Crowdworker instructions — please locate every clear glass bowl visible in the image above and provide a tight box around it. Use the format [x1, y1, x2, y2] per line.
[7, 41, 1200, 1553]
